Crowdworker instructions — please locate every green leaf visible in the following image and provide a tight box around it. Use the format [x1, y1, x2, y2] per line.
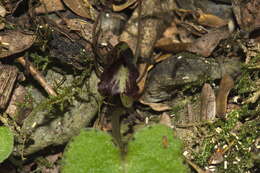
[125, 125, 189, 173]
[61, 129, 122, 173]
[61, 125, 188, 173]
[0, 126, 14, 163]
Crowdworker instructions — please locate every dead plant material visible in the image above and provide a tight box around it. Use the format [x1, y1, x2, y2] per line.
[159, 112, 172, 128]
[35, 0, 65, 14]
[232, 0, 260, 32]
[112, 0, 137, 12]
[0, 65, 18, 109]
[196, 9, 228, 28]
[0, 31, 35, 58]
[200, 83, 216, 121]
[139, 99, 171, 112]
[137, 54, 172, 94]
[185, 158, 208, 173]
[216, 74, 234, 118]
[63, 0, 94, 20]
[16, 56, 57, 97]
[243, 90, 260, 104]
[187, 28, 230, 57]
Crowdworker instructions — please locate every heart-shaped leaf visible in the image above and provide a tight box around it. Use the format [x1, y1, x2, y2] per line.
[61, 125, 188, 173]
[0, 126, 14, 163]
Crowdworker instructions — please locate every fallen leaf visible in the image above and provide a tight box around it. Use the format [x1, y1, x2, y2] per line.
[139, 99, 171, 111]
[200, 83, 216, 121]
[63, 0, 93, 19]
[0, 31, 35, 58]
[216, 74, 234, 118]
[187, 28, 230, 57]
[112, 0, 137, 12]
[35, 0, 65, 13]
[197, 10, 227, 28]
[159, 112, 172, 128]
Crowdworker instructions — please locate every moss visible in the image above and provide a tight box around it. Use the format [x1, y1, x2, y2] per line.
[192, 109, 259, 172]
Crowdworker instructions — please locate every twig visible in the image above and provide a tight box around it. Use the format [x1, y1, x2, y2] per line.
[16, 56, 57, 97]
[133, 0, 142, 65]
[243, 89, 260, 104]
[185, 158, 207, 173]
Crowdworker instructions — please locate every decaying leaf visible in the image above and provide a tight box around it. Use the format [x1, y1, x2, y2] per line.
[187, 28, 230, 57]
[63, 0, 93, 20]
[35, 0, 65, 13]
[139, 99, 171, 112]
[232, 0, 260, 33]
[216, 74, 234, 118]
[200, 83, 216, 121]
[98, 42, 139, 98]
[0, 4, 6, 17]
[197, 10, 227, 28]
[159, 112, 172, 128]
[0, 31, 35, 58]
[112, 0, 137, 12]
[137, 54, 172, 94]
[0, 65, 18, 109]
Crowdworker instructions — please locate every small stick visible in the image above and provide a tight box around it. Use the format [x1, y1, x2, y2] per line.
[16, 56, 57, 97]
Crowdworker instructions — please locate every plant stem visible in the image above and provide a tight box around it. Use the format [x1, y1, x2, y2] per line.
[111, 107, 126, 151]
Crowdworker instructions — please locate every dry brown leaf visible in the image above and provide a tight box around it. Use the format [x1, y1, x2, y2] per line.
[0, 31, 35, 58]
[63, 0, 92, 19]
[112, 0, 137, 12]
[187, 28, 230, 57]
[155, 38, 191, 53]
[232, 0, 260, 32]
[197, 10, 227, 28]
[200, 83, 216, 121]
[216, 74, 234, 118]
[139, 99, 171, 111]
[35, 0, 65, 13]
[0, 4, 6, 17]
[137, 54, 172, 94]
[159, 112, 172, 128]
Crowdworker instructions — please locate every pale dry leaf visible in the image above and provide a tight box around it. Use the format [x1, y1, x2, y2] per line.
[159, 112, 172, 128]
[0, 31, 35, 58]
[0, 4, 6, 17]
[63, 0, 92, 19]
[187, 28, 229, 57]
[216, 74, 234, 118]
[197, 10, 227, 28]
[112, 0, 137, 12]
[139, 99, 171, 111]
[200, 83, 216, 121]
[35, 0, 65, 13]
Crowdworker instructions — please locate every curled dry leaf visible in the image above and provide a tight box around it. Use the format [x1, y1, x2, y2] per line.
[137, 54, 172, 94]
[112, 0, 137, 12]
[35, 0, 65, 13]
[63, 0, 94, 20]
[216, 74, 234, 118]
[139, 99, 171, 112]
[0, 31, 35, 58]
[197, 10, 227, 28]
